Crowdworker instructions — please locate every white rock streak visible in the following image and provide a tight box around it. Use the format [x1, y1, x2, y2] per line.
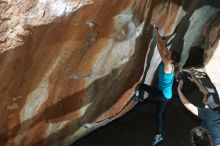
[38, 0, 93, 17]
[205, 40, 220, 99]
[88, 9, 144, 85]
[20, 50, 65, 122]
[144, 46, 161, 84]
[50, 0, 74, 16]
[21, 78, 49, 122]
[180, 5, 218, 67]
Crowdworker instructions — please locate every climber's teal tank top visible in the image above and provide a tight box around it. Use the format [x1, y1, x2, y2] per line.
[158, 64, 174, 99]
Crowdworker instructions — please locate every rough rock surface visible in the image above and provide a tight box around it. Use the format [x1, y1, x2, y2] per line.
[204, 15, 220, 93]
[0, 0, 219, 146]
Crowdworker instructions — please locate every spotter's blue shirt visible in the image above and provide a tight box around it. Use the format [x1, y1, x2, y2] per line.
[198, 107, 220, 146]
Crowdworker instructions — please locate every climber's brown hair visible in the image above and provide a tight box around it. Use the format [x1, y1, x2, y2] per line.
[171, 50, 180, 64]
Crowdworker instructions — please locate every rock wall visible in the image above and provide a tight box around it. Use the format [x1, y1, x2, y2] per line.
[204, 14, 220, 93]
[0, 0, 219, 146]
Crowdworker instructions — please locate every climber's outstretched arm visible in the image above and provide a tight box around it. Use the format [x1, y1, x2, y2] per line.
[155, 28, 170, 64]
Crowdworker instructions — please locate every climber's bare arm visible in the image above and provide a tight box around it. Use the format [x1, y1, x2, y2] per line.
[155, 29, 170, 64]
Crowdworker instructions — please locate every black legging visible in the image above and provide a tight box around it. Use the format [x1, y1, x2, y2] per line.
[139, 83, 169, 135]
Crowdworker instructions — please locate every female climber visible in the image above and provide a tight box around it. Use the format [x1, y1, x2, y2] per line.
[133, 25, 180, 145]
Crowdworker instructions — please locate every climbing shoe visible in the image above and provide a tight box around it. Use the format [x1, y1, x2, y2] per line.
[152, 134, 163, 146]
[132, 90, 145, 102]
